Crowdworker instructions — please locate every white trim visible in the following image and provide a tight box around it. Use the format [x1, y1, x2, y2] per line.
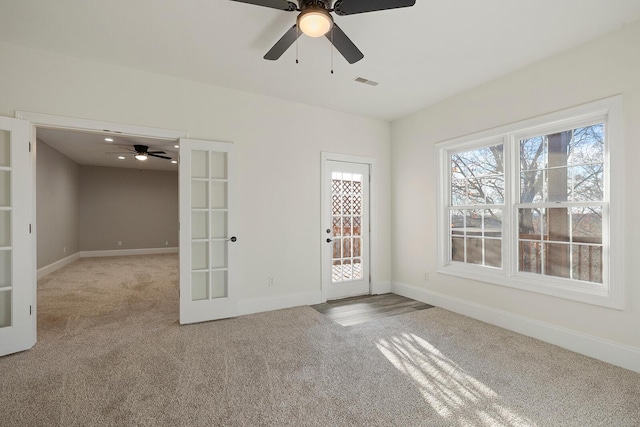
[238, 290, 322, 316]
[391, 282, 640, 373]
[80, 247, 178, 258]
[37, 252, 81, 279]
[15, 111, 186, 140]
[320, 152, 378, 303]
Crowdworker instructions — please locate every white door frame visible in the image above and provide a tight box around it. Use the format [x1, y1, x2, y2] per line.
[14, 111, 187, 337]
[320, 152, 378, 302]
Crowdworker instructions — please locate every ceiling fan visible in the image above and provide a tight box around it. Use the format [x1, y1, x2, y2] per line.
[230, 0, 416, 64]
[111, 145, 173, 161]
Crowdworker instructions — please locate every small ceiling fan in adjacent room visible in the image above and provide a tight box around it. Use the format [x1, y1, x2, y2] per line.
[109, 145, 173, 161]
[230, 0, 416, 64]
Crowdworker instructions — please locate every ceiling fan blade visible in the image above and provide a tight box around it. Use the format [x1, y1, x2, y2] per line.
[148, 153, 172, 160]
[333, 0, 415, 15]
[325, 24, 364, 64]
[230, 0, 297, 11]
[264, 25, 301, 60]
[117, 146, 137, 152]
[147, 150, 167, 155]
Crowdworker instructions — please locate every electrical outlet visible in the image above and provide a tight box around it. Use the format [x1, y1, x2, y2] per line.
[117, 241, 122, 247]
[424, 272, 429, 281]
[63, 246, 66, 254]
[268, 276, 275, 286]
[165, 241, 169, 246]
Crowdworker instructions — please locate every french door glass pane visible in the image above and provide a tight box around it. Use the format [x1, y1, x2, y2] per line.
[191, 272, 209, 301]
[0, 290, 11, 327]
[0, 211, 10, 247]
[331, 171, 364, 283]
[191, 242, 208, 270]
[0, 251, 10, 287]
[191, 211, 208, 239]
[211, 271, 227, 299]
[191, 150, 208, 179]
[210, 241, 227, 269]
[210, 211, 227, 239]
[0, 130, 9, 167]
[0, 171, 9, 207]
[210, 152, 227, 179]
[210, 182, 227, 209]
[191, 181, 208, 208]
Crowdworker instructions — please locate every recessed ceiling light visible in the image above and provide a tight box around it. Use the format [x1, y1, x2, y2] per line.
[118, 156, 125, 160]
[174, 145, 179, 148]
[171, 160, 178, 164]
[105, 137, 114, 142]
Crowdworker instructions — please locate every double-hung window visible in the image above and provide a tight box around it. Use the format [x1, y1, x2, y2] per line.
[436, 97, 624, 308]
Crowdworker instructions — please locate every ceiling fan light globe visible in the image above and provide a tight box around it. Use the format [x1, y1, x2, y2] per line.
[298, 9, 333, 37]
[135, 154, 148, 161]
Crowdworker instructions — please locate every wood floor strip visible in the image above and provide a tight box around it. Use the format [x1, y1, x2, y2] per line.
[311, 293, 433, 326]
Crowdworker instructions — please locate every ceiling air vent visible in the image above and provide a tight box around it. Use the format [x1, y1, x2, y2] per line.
[353, 77, 379, 86]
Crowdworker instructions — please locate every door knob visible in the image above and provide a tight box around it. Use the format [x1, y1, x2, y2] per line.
[228, 236, 237, 242]
[326, 238, 332, 243]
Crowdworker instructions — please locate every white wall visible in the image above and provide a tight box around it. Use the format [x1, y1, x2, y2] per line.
[391, 22, 640, 350]
[0, 41, 391, 301]
[36, 140, 80, 268]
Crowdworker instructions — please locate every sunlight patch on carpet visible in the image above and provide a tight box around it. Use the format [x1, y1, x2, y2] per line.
[377, 333, 535, 426]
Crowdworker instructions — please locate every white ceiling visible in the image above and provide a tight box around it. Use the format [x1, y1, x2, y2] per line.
[37, 127, 179, 172]
[1, 0, 640, 122]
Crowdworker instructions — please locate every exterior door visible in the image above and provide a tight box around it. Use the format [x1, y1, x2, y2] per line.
[0, 116, 35, 356]
[323, 160, 370, 300]
[179, 138, 237, 324]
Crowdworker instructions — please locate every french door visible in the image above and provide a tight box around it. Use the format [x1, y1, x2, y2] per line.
[179, 138, 237, 324]
[323, 160, 370, 300]
[0, 116, 35, 356]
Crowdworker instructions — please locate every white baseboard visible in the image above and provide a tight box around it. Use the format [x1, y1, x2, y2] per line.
[37, 252, 81, 279]
[80, 247, 178, 258]
[238, 290, 323, 316]
[372, 280, 392, 295]
[392, 281, 640, 374]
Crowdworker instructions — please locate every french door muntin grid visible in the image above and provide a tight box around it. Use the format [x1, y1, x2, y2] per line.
[190, 150, 229, 301]
[0, 130, 11, 327]
[331, 171, 363, 283]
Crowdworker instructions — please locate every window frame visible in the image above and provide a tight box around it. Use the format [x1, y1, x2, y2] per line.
[436, 96, 624, 309]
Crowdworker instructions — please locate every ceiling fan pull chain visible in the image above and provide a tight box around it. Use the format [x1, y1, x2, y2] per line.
[296, 26, 299, 64]
[330, 27, 334, 74]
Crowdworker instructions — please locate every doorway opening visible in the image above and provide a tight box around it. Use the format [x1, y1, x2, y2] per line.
[18, 112, 186, 338]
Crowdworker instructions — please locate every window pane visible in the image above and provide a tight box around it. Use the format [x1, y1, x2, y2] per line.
[451, 179, 467, 205]
[465, 210, 482, 236]
[482, 177, 504, 204]
[570, 165, 603, 202]
[572, 245, 602, 283]
[570, 124, 604, 165]
[547, 167, 569, 202]
[451, 210, 465, 235]
[572, 207, 602, 244]
[520, 170, 545, 203]
[544, 243, 571, 279]
[466, 238, 483, 265]
[520, 135, 546, 171]
[485, 239, 502, 268]
[545, 208, 570, 242]
[519, 208, 543, 240]
[452, 145, 504, 177]
[451, 237, 464, 262]
[519, 241, 542, 274]
[484, 209, 502, 238]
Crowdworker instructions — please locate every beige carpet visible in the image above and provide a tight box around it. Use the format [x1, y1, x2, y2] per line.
[1, 254, 639, 426]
